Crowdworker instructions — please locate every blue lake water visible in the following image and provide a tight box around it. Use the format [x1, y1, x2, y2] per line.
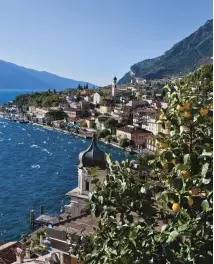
[0, 119, 131, 242]
[0, 90, 30, 105]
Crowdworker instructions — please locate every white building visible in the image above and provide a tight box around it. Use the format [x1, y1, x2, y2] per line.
[126, 100, 145, 108]
[93, 92, 104, 105]
[136, 78, 147, 84]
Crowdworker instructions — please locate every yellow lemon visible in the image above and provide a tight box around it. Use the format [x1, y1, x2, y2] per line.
[184, 102, 191, 110]
[184, 111, 191, 119]
[200, 108, 208, 116]
[162, 162, 168, 169]
[172, 203, 181, 213]
[189, 187, 199, 195]
[176, 105, 184, 112]
[181, 170, 191, 179]
[201, 192, 207, 197]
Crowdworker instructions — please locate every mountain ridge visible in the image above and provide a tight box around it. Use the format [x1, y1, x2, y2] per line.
[119, 19, 213, 84]
[0, 60, 97, 91]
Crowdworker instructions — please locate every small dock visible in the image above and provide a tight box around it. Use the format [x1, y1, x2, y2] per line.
[35, 213, 73, 226]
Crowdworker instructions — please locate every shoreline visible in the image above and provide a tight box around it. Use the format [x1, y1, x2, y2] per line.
[32, 122, 138, 154]
[32, 123, 153, 155]
[0, 117, 138, 154]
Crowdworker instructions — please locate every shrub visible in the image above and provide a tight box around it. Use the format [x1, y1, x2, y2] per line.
[97, 129, 110, 139]
[21, 233, 29, 242]
[119, 137, 129, 148]
[104, 118, 118, 134]
[105, 135, 113, 143]
[80, 121, 88, 128]
[36, 228, 45, 238]
[33, 246, 48, 255]
[32, 237, 40, 245]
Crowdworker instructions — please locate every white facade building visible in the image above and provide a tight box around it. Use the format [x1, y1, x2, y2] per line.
[93, 92, 103, 105]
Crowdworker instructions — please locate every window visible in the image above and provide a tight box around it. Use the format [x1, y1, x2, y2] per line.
[85, 180, 89, 191]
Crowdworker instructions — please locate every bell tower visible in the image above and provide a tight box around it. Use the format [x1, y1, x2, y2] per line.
[64, 135, 107, 217]
[112, 76, 117, 98]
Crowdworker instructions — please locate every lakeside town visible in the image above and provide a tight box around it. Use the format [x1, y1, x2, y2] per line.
[0, 0, 213, 261]
[0, 74, 173, 154]
[0, 63, 213, 264]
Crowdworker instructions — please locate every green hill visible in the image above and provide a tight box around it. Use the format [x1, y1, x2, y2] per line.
[119, 19, 213, 84]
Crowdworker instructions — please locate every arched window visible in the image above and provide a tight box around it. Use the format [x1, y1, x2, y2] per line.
[85, 180, 89, 191]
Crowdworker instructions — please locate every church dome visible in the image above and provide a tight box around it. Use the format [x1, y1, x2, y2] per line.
[79, 135, 106, 169]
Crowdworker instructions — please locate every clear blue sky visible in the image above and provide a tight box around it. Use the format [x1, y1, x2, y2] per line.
[0, 0, 212, 86]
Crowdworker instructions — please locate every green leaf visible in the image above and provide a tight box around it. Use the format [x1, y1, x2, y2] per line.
[91, 178, 99, 184]
[184, 154, 190, 165]
[172, 178, 183, 191]
[129, 238, 136, 248]
[161, 224, 168, 233]
[111, 249, 117, 255]
[121, 256, 128, 264]
[126, 215, 134, 223]
[165, 151, 173, 161]
[98, 196, 103, 204]
[129, 230, 137, 240]
[201, 163, 209, 178]
[140, 186, 147, 194]
[201, 200, 209, 212]
[168, 193, 179, 202]
[177, 117, 182, 126]
[199, 152, 213, 158]
[202, 178, 211, 185]
[161, 191, 169, 202]
[167, 230, 179, 243]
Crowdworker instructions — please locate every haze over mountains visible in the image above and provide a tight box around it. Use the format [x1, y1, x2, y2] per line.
[0, 60, 97, 91]
[119, 19, 213, 84]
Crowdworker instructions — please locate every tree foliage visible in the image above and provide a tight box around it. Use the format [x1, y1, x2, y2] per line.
[45, 109, 67, 121]
[105, 135, 113, 143]
[77, 83, 89, 90]
[104, 118, 118, 134]
[97, 129, 111, 139]
[119, 137, 130, 149]
[71, 65, 213, 263]
[14, 90, 61, 110]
